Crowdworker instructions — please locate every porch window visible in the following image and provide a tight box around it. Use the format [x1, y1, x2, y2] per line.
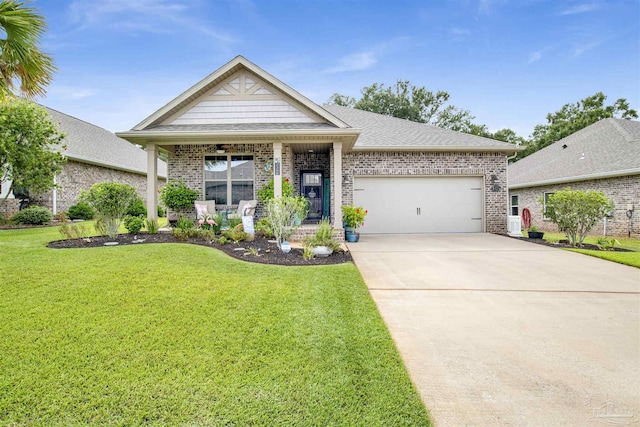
[204, 155, 254, 205]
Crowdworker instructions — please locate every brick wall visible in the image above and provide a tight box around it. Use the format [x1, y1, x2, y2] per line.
[342, 151, 509, 233]
[25, 160, 164, 214]
[509, 174, 640, 237]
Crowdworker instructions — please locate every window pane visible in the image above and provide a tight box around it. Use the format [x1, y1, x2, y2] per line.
[511, 195, 518, 205]
[204, 156, 227, 180]
[231, 156, 254, 179]
[511, 207, 518, 216]
[205, 181, 227, 204]
[231, 181, 254, 204]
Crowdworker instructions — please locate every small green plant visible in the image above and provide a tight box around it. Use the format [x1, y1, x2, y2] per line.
[529, 225, 538, 233]
[67, 201, 95, 220]
[126, 196, 147, 217]
[157, 205, 165, 217]
[175, 216, 195, 231]
[246, 247, 259, 256]
[303, 245, 315, 260]
[256, 217, 274, 238]
[217, 236, 229, 245]
[546, 237, 559, 244]
[597, 237, 620, 251]
[145, 218, 159, 234]
[304, 219, 340, 252]
[123, 215, 145, 233]
[58, 222, 91, 240]
[257, 177, 294, 202]
[160, 180, 200, 211]
[172, 228, 188, 241]
[341, 204, 367, 229]
[10, 206, 52, 225]
[200, 229, 215, 243]
[222, 224, 247, 243]
[228, 217, 242, 229]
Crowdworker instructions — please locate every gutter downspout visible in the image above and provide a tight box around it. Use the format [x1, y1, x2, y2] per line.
[52, 174, 57, 215]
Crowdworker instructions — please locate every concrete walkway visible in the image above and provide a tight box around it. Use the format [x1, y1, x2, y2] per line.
[348, 234, 640, 427]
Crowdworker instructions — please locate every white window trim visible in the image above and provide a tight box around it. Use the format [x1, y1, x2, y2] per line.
[543, 192, 555, 220]
[510, 195, 519, 216]
[203, 154, 254, 206]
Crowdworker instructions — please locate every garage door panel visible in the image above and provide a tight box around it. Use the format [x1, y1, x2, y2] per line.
[354, 176, 483, 234]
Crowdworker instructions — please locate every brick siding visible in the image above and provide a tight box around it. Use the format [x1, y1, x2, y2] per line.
[509, 174, 640, 237]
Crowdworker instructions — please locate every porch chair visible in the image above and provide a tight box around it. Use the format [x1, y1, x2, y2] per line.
[229, 200, 257, 219]
[194, 200, 216, 220]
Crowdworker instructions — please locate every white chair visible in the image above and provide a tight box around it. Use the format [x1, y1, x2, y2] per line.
[194, 200, 216, 219]
[229, 200, 256, 219]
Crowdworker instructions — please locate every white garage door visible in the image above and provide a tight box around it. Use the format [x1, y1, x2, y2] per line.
[353, 176, 484, 234]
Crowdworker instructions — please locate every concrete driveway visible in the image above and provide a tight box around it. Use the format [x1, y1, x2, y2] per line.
[348, 234, 640, 427]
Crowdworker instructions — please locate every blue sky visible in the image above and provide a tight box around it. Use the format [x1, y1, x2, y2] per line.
[34, 0, 639, 137]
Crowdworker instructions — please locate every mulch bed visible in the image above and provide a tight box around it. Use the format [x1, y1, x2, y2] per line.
[47, 233, 353, 266]
[503, 234, 632, 252]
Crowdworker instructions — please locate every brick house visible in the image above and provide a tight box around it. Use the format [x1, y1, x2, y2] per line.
[117, 56, 519, 235]
[508, 118, 640, 237]
[0, 106, 167, 216]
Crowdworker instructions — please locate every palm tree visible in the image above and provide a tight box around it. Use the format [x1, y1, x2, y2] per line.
[0, 0, 55, 98]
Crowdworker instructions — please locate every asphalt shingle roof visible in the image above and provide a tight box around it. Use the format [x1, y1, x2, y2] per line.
[508, 118, 640, 188]
[45, 107, 167, 177]
[323, 104, 519, 151]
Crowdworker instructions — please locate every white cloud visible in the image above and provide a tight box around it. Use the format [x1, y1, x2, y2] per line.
[324, 51, 378, 74]
[559, 2, 601, 16]
[449, 27, 471, 40]
[527, 51, 542, 63]
[573, 38, 605, 56]
[67, 0, 235, 43]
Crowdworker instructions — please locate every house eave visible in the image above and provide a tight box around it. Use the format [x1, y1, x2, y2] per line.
[116, 128, 362, 152]
[353, 145, 522, 154]
[65, 154, 168, 179]
[509, 168, 640, 189]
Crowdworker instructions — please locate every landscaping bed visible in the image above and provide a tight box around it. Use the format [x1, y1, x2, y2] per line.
[48, 232, 353, 266]
[511, 236, 632, 252]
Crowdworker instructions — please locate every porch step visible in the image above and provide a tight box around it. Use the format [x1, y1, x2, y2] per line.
[290, 225, 345, 242]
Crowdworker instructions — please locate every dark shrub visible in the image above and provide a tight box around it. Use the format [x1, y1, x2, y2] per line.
[11, 206, 52, 225]
[126, 196, 147, 217]
[157, 205, 165, 217]
[123, 215, 145, 233]
[67, 201, 95, 220]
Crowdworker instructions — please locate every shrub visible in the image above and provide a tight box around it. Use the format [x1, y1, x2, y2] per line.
[543, 188, 614, 246]
[257, 177, 294, 202]
[160, 180, 199, 211]
[124, 215, 145, 233]
[94, 216, 108, 236]
[81, 182, 138, 239]
[146, 218, 159, 234]
[126, 196, 147, 217]
[11, 206, 52, 225]
[67, 201, 95, 220]
[265, 196, 308, 247]
[222, 224, 247, 243]
[176, 216, 195, 231]
[303, 245, 315, 260]
[59, 222, 91, 240]
[218, 236, 229, 245]
[256, 217, 274, 238]
[200, 229, 215, 243]
[596, 237, 620, 251]
[157, 205, 165, 217]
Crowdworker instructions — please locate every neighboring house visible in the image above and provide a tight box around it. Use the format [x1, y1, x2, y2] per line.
[0, 106, 167, 216]
[509, 118, 640, 237]
[117, 56, 519, 235]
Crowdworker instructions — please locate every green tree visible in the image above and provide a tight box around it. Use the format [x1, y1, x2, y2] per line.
[523, 92, 638, 159]
[0, 99, 66, 205]
[543, 188, 614, 247]
[0, 0, 56, 99]
[327, 80, 478, 132]
[80, 182, 139, 239]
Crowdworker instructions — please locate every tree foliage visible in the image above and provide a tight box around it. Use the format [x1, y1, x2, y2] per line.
[0, 0, 56, 98]
[543, 188, 614, 247]
[264, 196, 308, 248]
[80, 182, 139, 239]
[519, 92, 638, 160]
[159, 179, 199, 211]
[0, 99, 66, 203]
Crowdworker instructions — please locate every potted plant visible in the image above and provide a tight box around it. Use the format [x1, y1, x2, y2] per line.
[527, 225, 545, 239]
[304, 219, 340, 257]
[341, 204, 368, 242]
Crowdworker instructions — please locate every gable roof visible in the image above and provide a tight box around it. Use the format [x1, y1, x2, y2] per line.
[132, 55, 350, 131]
[45, 106, 167, 178]
[509, 118, 640, 189]
[324, 104, 521, 152]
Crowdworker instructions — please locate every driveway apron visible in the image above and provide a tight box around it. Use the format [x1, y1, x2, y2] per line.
[349, 233, 640, 427]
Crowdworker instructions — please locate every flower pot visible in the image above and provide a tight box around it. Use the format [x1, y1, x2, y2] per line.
[280, 241, 292, 253]
[344, 225, 355, 233]
[345, 231, 359, 243]
[528, 231, 545, 239]
[312, 246, 333, 257]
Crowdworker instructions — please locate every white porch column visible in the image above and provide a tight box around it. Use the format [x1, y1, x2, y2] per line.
[333, 141, 343, 227]
[147, 143, 158, 221]
[273, 142, 282, 198]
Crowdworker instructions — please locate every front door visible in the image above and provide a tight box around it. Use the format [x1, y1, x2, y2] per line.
[301, 171, 323, 222]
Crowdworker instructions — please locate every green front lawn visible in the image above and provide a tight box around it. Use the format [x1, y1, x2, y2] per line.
[541, 232, 640, 268]
[0, 227, 431, 426]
